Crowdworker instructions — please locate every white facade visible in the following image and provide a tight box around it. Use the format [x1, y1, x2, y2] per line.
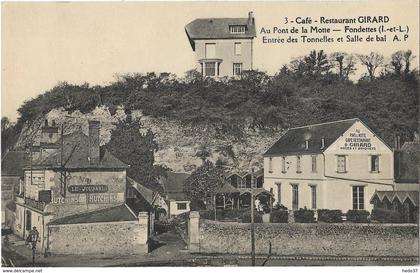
[169, 200, 190, 216]
[194, 39, 253, 78]
[263, 120, 394, 212]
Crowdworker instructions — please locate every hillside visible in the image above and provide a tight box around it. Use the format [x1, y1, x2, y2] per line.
[15, 106, 279, 173]
[3, 50, 419, 174]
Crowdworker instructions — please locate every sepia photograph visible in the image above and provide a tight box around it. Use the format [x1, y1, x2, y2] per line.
[1, 0, 419, 269]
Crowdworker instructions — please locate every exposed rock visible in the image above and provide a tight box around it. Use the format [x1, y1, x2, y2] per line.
[16, 106, 283, 174]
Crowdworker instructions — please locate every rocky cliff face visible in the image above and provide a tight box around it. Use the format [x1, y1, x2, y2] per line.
[16, 106, 283, 173]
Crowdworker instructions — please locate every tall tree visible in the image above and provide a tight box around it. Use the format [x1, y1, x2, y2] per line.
[330, 52, 356, 80]
[184, 160, 224, 209]
[358, 52, 384, 81]
[106, 118, 165, 192]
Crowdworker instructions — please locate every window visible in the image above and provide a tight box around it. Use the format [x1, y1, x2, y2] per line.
[292, 184, 299, 210]
[310, 185, 317, 209]
[282, 157, 286, 173]
[296, 156, 301, 173]
[205, 62, 216, 77]
[352, 186, 364, 210]
[234, 42, 241, 55]
[337, 155, 346, 173]
[233, 63, 242, 76]
[370, 155, 380, 172]
[276, 183, 281, 205]
[177, 202, 187, 210]
[229, 25, 246, 34]
[205, 43, 216, 58]
[311, 155, 317, 173]
[268, 157, 273, 173]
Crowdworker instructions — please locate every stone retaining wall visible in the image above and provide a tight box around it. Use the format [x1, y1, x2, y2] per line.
[188, 211, 418, 257]
[48, 213, 148, 255]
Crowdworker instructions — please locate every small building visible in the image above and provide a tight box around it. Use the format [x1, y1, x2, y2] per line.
[13, 120, 134, 253]
[160, 172, 191, 217]
[185, 11, 256, 78]
[1, 150, 26, 227]
[370, 191, 419, 223]
[216, 170, 272, 210]
[369, 134, 419, 223]
[263, 118, 394, 212]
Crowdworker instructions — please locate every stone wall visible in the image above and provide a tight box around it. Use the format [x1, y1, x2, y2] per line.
[191, 216, 418, 257]
[48, 214, 148, 255]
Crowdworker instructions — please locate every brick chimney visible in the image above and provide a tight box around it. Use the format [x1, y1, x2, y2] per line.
[88, 120, 100, 165]
[40, 119, 59, 147]
[248, 11, 254, 25]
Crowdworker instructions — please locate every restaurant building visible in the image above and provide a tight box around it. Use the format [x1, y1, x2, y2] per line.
[263, 118, 395, 212]
[13, 120, 133, 252]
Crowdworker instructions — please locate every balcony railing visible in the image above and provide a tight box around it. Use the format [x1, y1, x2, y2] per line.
[24, 197, 46, 211]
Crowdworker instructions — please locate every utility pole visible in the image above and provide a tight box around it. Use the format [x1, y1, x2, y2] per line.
[250, 167, 255, 266]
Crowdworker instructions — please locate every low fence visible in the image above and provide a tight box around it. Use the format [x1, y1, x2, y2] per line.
[188, 211, 419, 257]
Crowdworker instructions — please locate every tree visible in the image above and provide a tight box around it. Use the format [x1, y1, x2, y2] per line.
[390, 51, 404, 75]
[330, 52, 357, 80]
[105, 118, 165, 192]
[184, 160, 224, 208]
[1, 117, 19, 154]
[358, 52, 384, 81]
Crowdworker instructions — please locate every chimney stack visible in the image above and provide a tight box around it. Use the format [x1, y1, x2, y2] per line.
[88, 120, 100, 165]
[320, 137, 325, 149]
[248, 11, 254, 25]
[40, 119, 59, 148]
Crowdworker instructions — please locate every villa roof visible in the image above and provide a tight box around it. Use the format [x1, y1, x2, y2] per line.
[264, 118, 360, 156]
[185, 16, 256, 50]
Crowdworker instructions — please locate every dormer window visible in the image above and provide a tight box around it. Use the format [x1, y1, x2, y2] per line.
[229, 25, 246, 34]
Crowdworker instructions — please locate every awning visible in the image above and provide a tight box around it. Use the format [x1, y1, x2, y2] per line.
[370, 191, 419, 206]
[238, 188, 272, 196]
[216, 183, 240, 194]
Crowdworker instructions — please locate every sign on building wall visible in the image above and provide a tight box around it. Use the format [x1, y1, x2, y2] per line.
[68, 185, 108, 193]
[339, 129, 377, 151]
[51, 193, 121, 205]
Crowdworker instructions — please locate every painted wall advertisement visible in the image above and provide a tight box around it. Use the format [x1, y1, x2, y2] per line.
[51, 184, 122, 205]
[339, 129, 376, 151]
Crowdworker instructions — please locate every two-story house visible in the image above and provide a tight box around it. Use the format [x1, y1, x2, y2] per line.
[185, 11, 256, 78]
[263, 118, 394, 212]
[14, 120, 130, 252]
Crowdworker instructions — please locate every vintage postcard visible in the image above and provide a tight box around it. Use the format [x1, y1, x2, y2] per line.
[1, 0, 419, 270]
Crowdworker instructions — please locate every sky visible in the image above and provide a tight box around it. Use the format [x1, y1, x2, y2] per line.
[2, 0, 419, 121]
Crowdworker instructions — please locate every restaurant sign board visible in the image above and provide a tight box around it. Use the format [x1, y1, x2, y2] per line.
[68, 184, 108, 194]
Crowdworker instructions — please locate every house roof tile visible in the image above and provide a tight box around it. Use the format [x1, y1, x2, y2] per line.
[185, 17, 256, 50]
[264, 118, 359, 156]
[48, 204, 137, 225]
[1, 151, 26, 176]
[29, 131, 128, 170]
